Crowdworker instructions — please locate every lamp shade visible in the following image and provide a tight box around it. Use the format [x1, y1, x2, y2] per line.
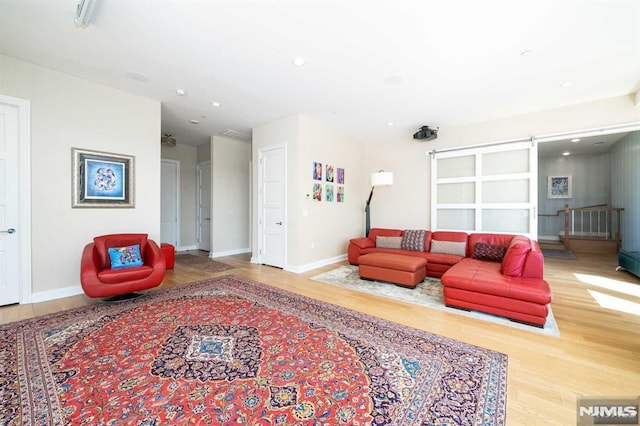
[371, 171, 393, 187]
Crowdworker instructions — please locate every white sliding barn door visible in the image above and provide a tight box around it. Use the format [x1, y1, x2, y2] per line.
[431, 140, 538, 239]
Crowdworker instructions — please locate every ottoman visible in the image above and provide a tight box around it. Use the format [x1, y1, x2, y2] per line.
[160, 243, 175, 269]
[358, 253, 427, 289]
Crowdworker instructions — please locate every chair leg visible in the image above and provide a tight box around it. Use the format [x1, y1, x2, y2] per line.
[103, 293, 142, 302]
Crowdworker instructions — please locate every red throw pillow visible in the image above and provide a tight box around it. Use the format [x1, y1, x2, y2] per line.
[500, 242, 531, 277]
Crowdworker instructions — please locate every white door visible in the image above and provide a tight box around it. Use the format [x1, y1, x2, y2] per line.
[258, 145, 285, 268]
[430, 140, 538, 239]
[0, 102, 21, 306]
[197, 162, 211, 252]
[160, 159, 179, 247]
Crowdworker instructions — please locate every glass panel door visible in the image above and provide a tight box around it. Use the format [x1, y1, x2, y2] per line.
[431, 141, 537, 239]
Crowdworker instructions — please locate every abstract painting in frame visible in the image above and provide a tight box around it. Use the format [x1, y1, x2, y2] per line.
[547, 175, 572, 199]
[72, 148, 135, 208]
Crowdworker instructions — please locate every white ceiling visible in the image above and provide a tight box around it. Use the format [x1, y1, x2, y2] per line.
[1, 0, 639, 147]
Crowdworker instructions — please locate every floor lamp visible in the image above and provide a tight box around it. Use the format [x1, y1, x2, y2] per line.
[365, 170, 393, 237]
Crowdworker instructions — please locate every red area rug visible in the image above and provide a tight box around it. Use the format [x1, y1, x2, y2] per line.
[0, 275, 507, 425]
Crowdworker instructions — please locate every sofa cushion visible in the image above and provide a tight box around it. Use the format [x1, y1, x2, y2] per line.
[430, 240, 466, 257]
[98, 265, 154, 283]
[500, 239, 532, 277]
[472, 243, 507, 263]
[442, 258, 551, 304]
[376, 236, 403, 249]
[94, 233, 149, 269]
[368, 228, 403, 241]
[401, 229, 426, 252]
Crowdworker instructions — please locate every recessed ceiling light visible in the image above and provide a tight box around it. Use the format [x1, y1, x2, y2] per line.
[293, 56, 305, 66]
[176, 89, 186, 96]
[561, 82, 573, 88]
[571, 138, 580, 143]
[125, 71, 149, 82]
[189, 119, 200, 125]
[211, 102, 221, 107]
[387, 122, 394, 126]
[562, 151, 571, 156]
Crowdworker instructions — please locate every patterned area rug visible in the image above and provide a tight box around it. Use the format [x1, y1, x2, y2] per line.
[174, 253, 236, 272]
[1, 275, 507, 425]
[312, 265, 560, 337]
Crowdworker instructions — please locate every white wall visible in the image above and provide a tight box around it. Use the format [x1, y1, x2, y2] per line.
[211, 135, 251, 255]
[161, 144, 198, 248]
[252, 115, 365, 270]
[197, 142, 211, 164]
[0, 55, 161, 298]
[612, 131, 640, 251]
[296, 115, 365, 265]
[366, 95, 640, 230]
[538, 152, 612, 238]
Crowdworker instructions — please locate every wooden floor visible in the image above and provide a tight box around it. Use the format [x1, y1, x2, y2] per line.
[2, 250, 639, 425]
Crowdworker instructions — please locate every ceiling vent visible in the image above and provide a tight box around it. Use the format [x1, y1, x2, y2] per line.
[161, 134, 176, 146]
[220, 129, 252, 141]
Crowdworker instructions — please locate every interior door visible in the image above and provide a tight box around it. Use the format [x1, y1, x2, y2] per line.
[160, 159, 179, 246]
[0, 102, 20, 306]
[431, 140, 538, 239]
[258, 145, 285, 268]
[197, 162, 211, 252]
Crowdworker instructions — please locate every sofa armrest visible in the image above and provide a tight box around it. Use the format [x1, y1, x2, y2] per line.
[349, 237, 375, 250]
[143, 239, 166, 270]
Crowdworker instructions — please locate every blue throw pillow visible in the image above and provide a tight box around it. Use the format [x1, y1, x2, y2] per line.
[108, 244, 143, 269]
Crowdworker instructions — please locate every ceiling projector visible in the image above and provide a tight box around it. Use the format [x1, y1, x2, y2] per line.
[413, 126, 438, 141]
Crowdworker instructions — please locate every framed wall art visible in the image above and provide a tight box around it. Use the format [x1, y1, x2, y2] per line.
[547, 175, 572, 199]
[72, 148, 135, 208]
[325, 184, 334, 202]
[326, 165, 335, 182]
[313, 162, 323, 181]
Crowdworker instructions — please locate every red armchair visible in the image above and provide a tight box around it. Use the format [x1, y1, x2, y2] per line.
[80, 233, 166, 298]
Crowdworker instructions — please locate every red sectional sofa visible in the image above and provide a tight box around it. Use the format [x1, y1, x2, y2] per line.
[348, 228, 552, 327]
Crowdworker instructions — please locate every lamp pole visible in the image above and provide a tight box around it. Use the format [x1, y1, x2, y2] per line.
[365, 186, 375, 237]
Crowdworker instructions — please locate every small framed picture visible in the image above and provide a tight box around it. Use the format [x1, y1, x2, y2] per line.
[326, 165, 335, 182]
[72, 148, 135, 208]
[547, 175, 572, 199]
[312, 183, 322, 201]
[313, 162, 322, 181]
[325, 184, 334, 202]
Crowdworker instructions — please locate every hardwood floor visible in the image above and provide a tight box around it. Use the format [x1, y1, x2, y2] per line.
[2, 249, 639, 424]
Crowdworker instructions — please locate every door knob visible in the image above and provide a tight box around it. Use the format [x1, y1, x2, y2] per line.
[275, 222, 283, 225]
[1, 228, 15, 234]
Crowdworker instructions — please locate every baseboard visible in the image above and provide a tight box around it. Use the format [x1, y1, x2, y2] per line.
[31, 285, 84, 304]
[250, 256, 260, 264]
[285, 254, 347, 274]
[209, 248, 251, 258]
[177, 244, 198, 252]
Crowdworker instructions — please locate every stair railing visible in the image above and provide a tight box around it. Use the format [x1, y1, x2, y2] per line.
[560, 204, 624, 250]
